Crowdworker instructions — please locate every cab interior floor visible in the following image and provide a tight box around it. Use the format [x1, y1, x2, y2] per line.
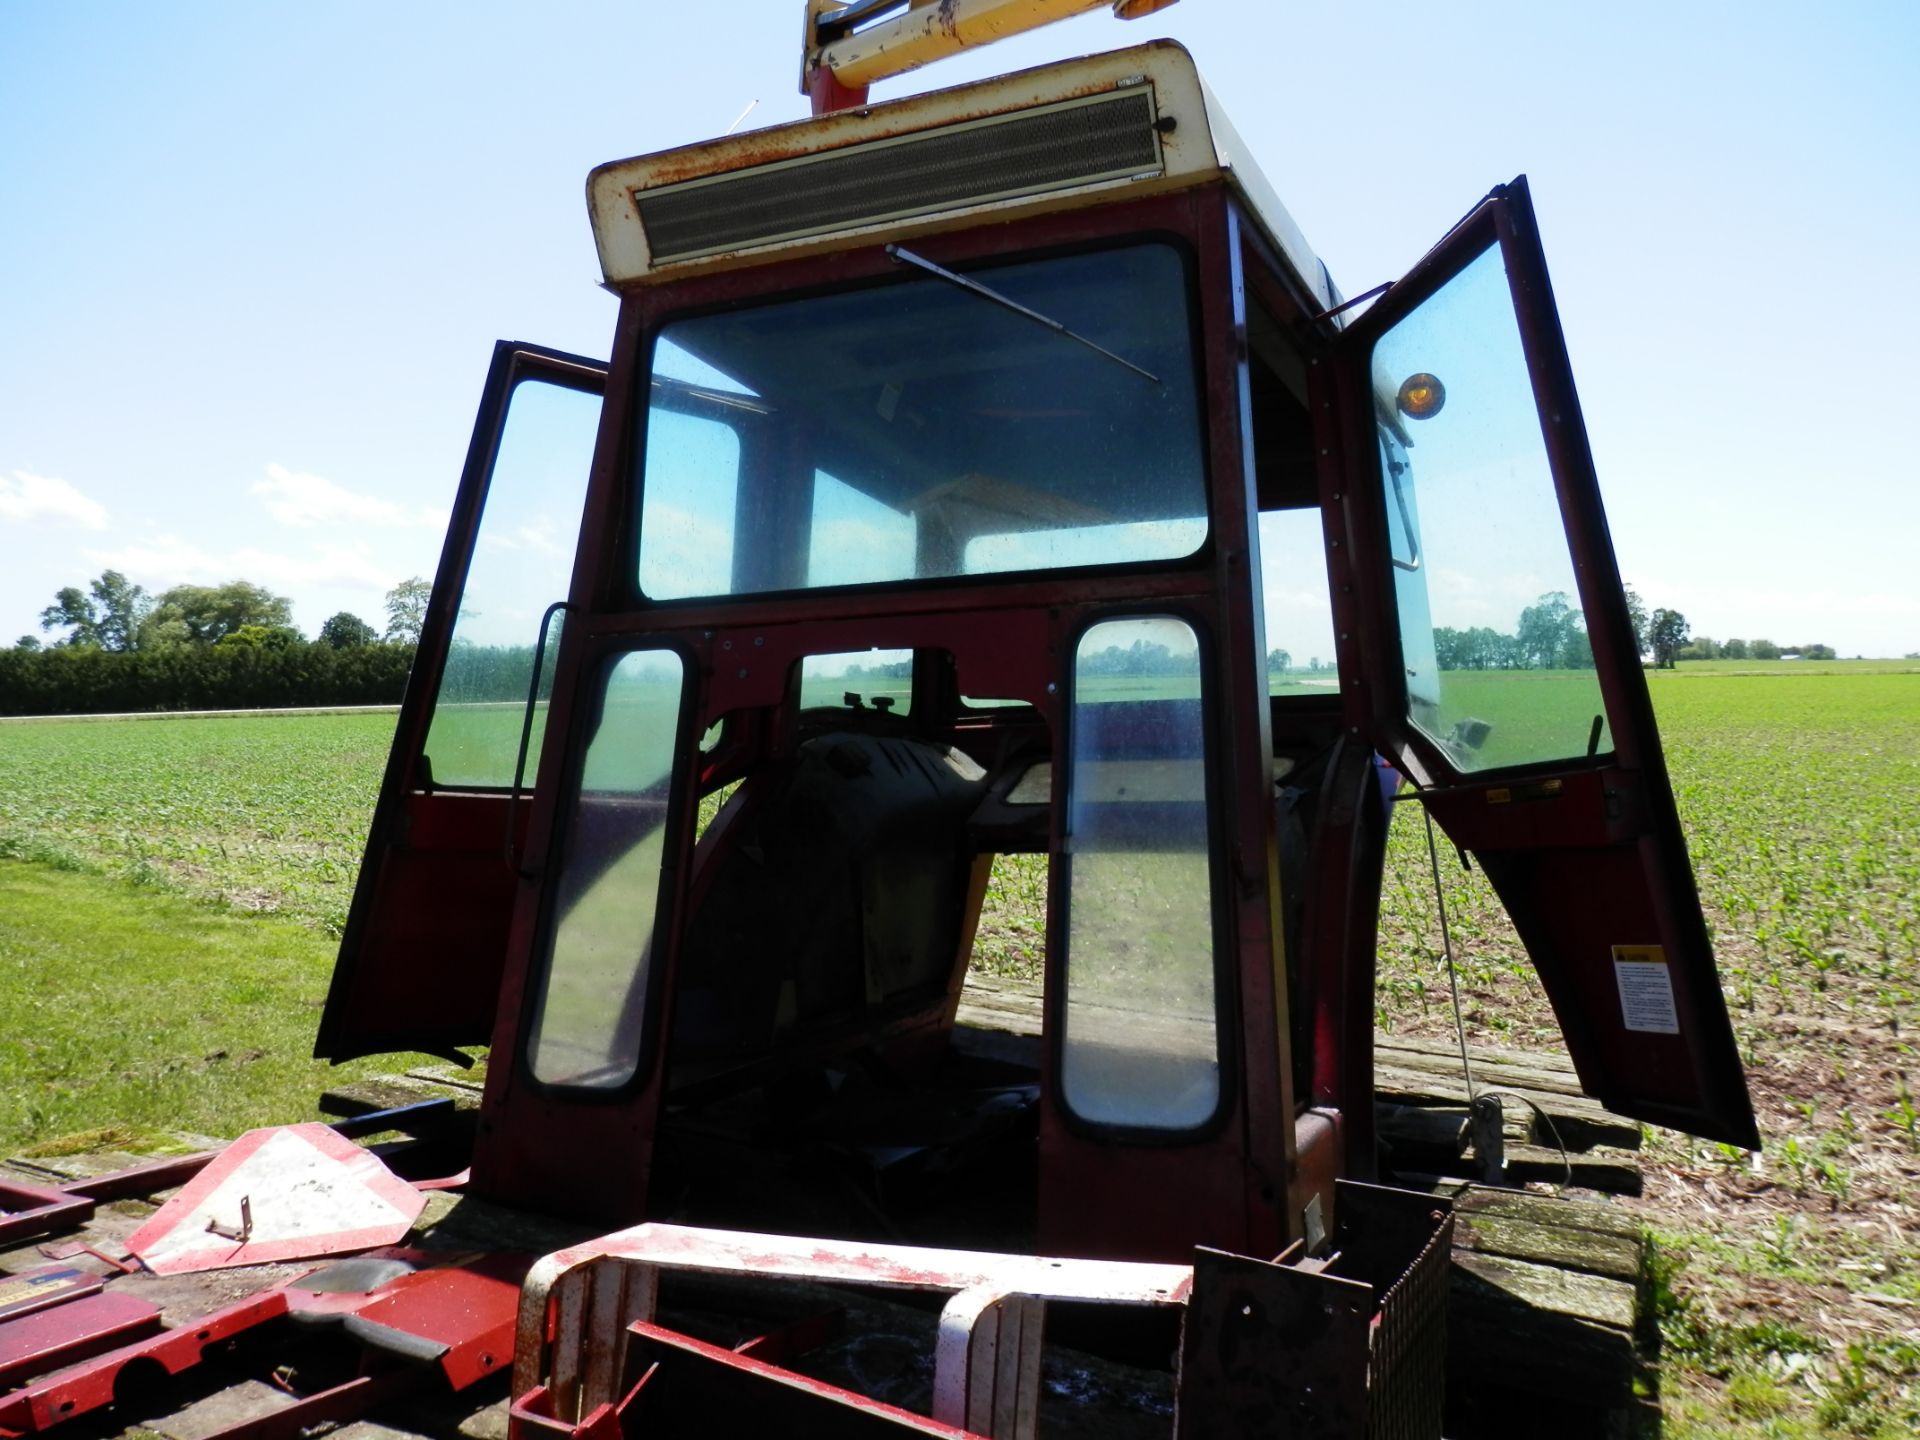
[654, 1044, 1041, 1252]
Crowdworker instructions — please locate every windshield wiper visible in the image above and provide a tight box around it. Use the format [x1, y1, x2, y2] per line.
[885, 244, 1159, 384]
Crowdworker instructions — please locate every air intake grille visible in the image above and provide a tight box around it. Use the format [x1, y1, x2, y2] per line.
[636, 87, 1161, 266]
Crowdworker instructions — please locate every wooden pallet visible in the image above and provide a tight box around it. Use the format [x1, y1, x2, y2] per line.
[957, 973, 1645, 1191]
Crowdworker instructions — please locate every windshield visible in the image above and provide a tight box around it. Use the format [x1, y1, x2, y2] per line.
[636, 244, 1208, 600]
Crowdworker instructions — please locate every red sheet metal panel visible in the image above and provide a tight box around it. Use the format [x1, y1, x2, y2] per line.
[0, 1293, 162, 1389]
[0, 1182, 94, 1249]
[341, 1254, 528, 1390]
[0, 1268, 101, 1325]
[0, 1291, 291, 1435]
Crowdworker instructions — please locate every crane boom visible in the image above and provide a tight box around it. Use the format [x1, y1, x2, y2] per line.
[801, 0, 1180, 112]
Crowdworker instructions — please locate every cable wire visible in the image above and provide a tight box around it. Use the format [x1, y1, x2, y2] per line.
[1423, 805, 1477, 1103]
[1422, 804, 1573, 1189]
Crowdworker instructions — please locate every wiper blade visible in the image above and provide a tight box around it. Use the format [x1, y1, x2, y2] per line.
[885, 244, 1159, 384]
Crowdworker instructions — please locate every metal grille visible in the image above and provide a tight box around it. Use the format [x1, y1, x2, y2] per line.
[636, 87, 1161, 265]
[1367, 1203, 1454, 1440]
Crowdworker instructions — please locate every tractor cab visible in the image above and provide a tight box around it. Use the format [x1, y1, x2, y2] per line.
[319, 19, 1755, 1285]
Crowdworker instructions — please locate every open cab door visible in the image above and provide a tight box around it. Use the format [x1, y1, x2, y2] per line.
[316, 342, 606, 1063]
[1336, 178, 1759, 1148]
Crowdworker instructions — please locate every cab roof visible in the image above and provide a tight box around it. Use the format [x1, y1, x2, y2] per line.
[587, 40, 1335, 310]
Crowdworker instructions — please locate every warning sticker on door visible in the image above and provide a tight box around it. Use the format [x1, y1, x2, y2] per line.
[1612, 945, 1680, 1034]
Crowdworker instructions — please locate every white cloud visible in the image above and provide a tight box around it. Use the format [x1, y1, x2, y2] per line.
[233, 543, 403, 591]
[84, 534, 406, 594]
[0, 469, 109, 529]
[81, 534, 226, 580]
[252, 462, 441, 529]
[638, 504, 735, 595]
[1427, 564, 1567, 629]
[514, 517, 571, 558]
[477, 515, 572, 559]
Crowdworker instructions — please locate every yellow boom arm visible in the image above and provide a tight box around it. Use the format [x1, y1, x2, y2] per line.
[802, 0, 1180, 99]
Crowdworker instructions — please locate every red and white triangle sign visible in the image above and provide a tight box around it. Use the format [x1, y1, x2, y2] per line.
[128, 1124, 427, 1275]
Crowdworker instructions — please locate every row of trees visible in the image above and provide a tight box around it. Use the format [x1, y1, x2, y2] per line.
[1266, 650, 1335, 676]
[22, 571, 431, 653]
[1429, 589, 1836, 672]
[1080, 641, 1335, 679]
[1625, 588, 1685, 669]
[1080, 639, 1199, 678]
[1433, 591, 1599, 671]
[3, 571, 434, 716]
[0, 642, 417, 717]
[1673, 637, 1836, 662]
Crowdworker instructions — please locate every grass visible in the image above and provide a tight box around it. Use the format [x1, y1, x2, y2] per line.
[0, 859, 443, 1148]
[0, 662, 1916, 1429]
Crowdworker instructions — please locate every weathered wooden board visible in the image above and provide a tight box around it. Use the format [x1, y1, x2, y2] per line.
[1378, 1031, 1581, 1077]
[1461, 1189, 1642, 1243]
[1371, 1070, 1643, 1154]
[1452, 1210, 1643, 1284]
[1503, 1143, 1644, 1196]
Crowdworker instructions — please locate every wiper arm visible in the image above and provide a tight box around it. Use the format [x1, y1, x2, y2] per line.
[885, 244, 1159, 384]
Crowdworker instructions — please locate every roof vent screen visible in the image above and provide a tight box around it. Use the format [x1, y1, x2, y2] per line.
[636, 87, 1161, 267]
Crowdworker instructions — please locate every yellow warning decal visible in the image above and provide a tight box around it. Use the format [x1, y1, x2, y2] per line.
[0, 1271, 81, 1306]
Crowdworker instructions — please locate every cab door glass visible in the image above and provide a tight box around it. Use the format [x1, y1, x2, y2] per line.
[1062, 616, 1219, 1130]
[1372, 244, 1612, 771]
[527, 649, 686, 1089]
[1256, 508, 1340, 694]
[422, 379, 600, 787]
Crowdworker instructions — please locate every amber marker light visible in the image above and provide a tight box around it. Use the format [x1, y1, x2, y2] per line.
[1396, 372, 1446, 419]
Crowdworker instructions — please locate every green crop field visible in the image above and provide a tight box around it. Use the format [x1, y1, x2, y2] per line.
[0, 660, 1916, 1430]
[0, 709, 397, 934]
[1374, 665, 1920, 1434]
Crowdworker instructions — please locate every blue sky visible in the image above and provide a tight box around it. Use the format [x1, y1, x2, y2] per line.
[3, 2, 1915, 655]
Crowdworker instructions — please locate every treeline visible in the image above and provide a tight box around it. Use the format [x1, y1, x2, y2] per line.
[433, 645, 545, 705]
[1433, 592, 1595, 671]
[3, 570, 432, 716]
[1081, 639, 1199, 677]
[0, 642, 415, 717]
[1429, 591, 1838, 671]
[1431, 625, 1595, 671]
[1673, 637, 1836, 662]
